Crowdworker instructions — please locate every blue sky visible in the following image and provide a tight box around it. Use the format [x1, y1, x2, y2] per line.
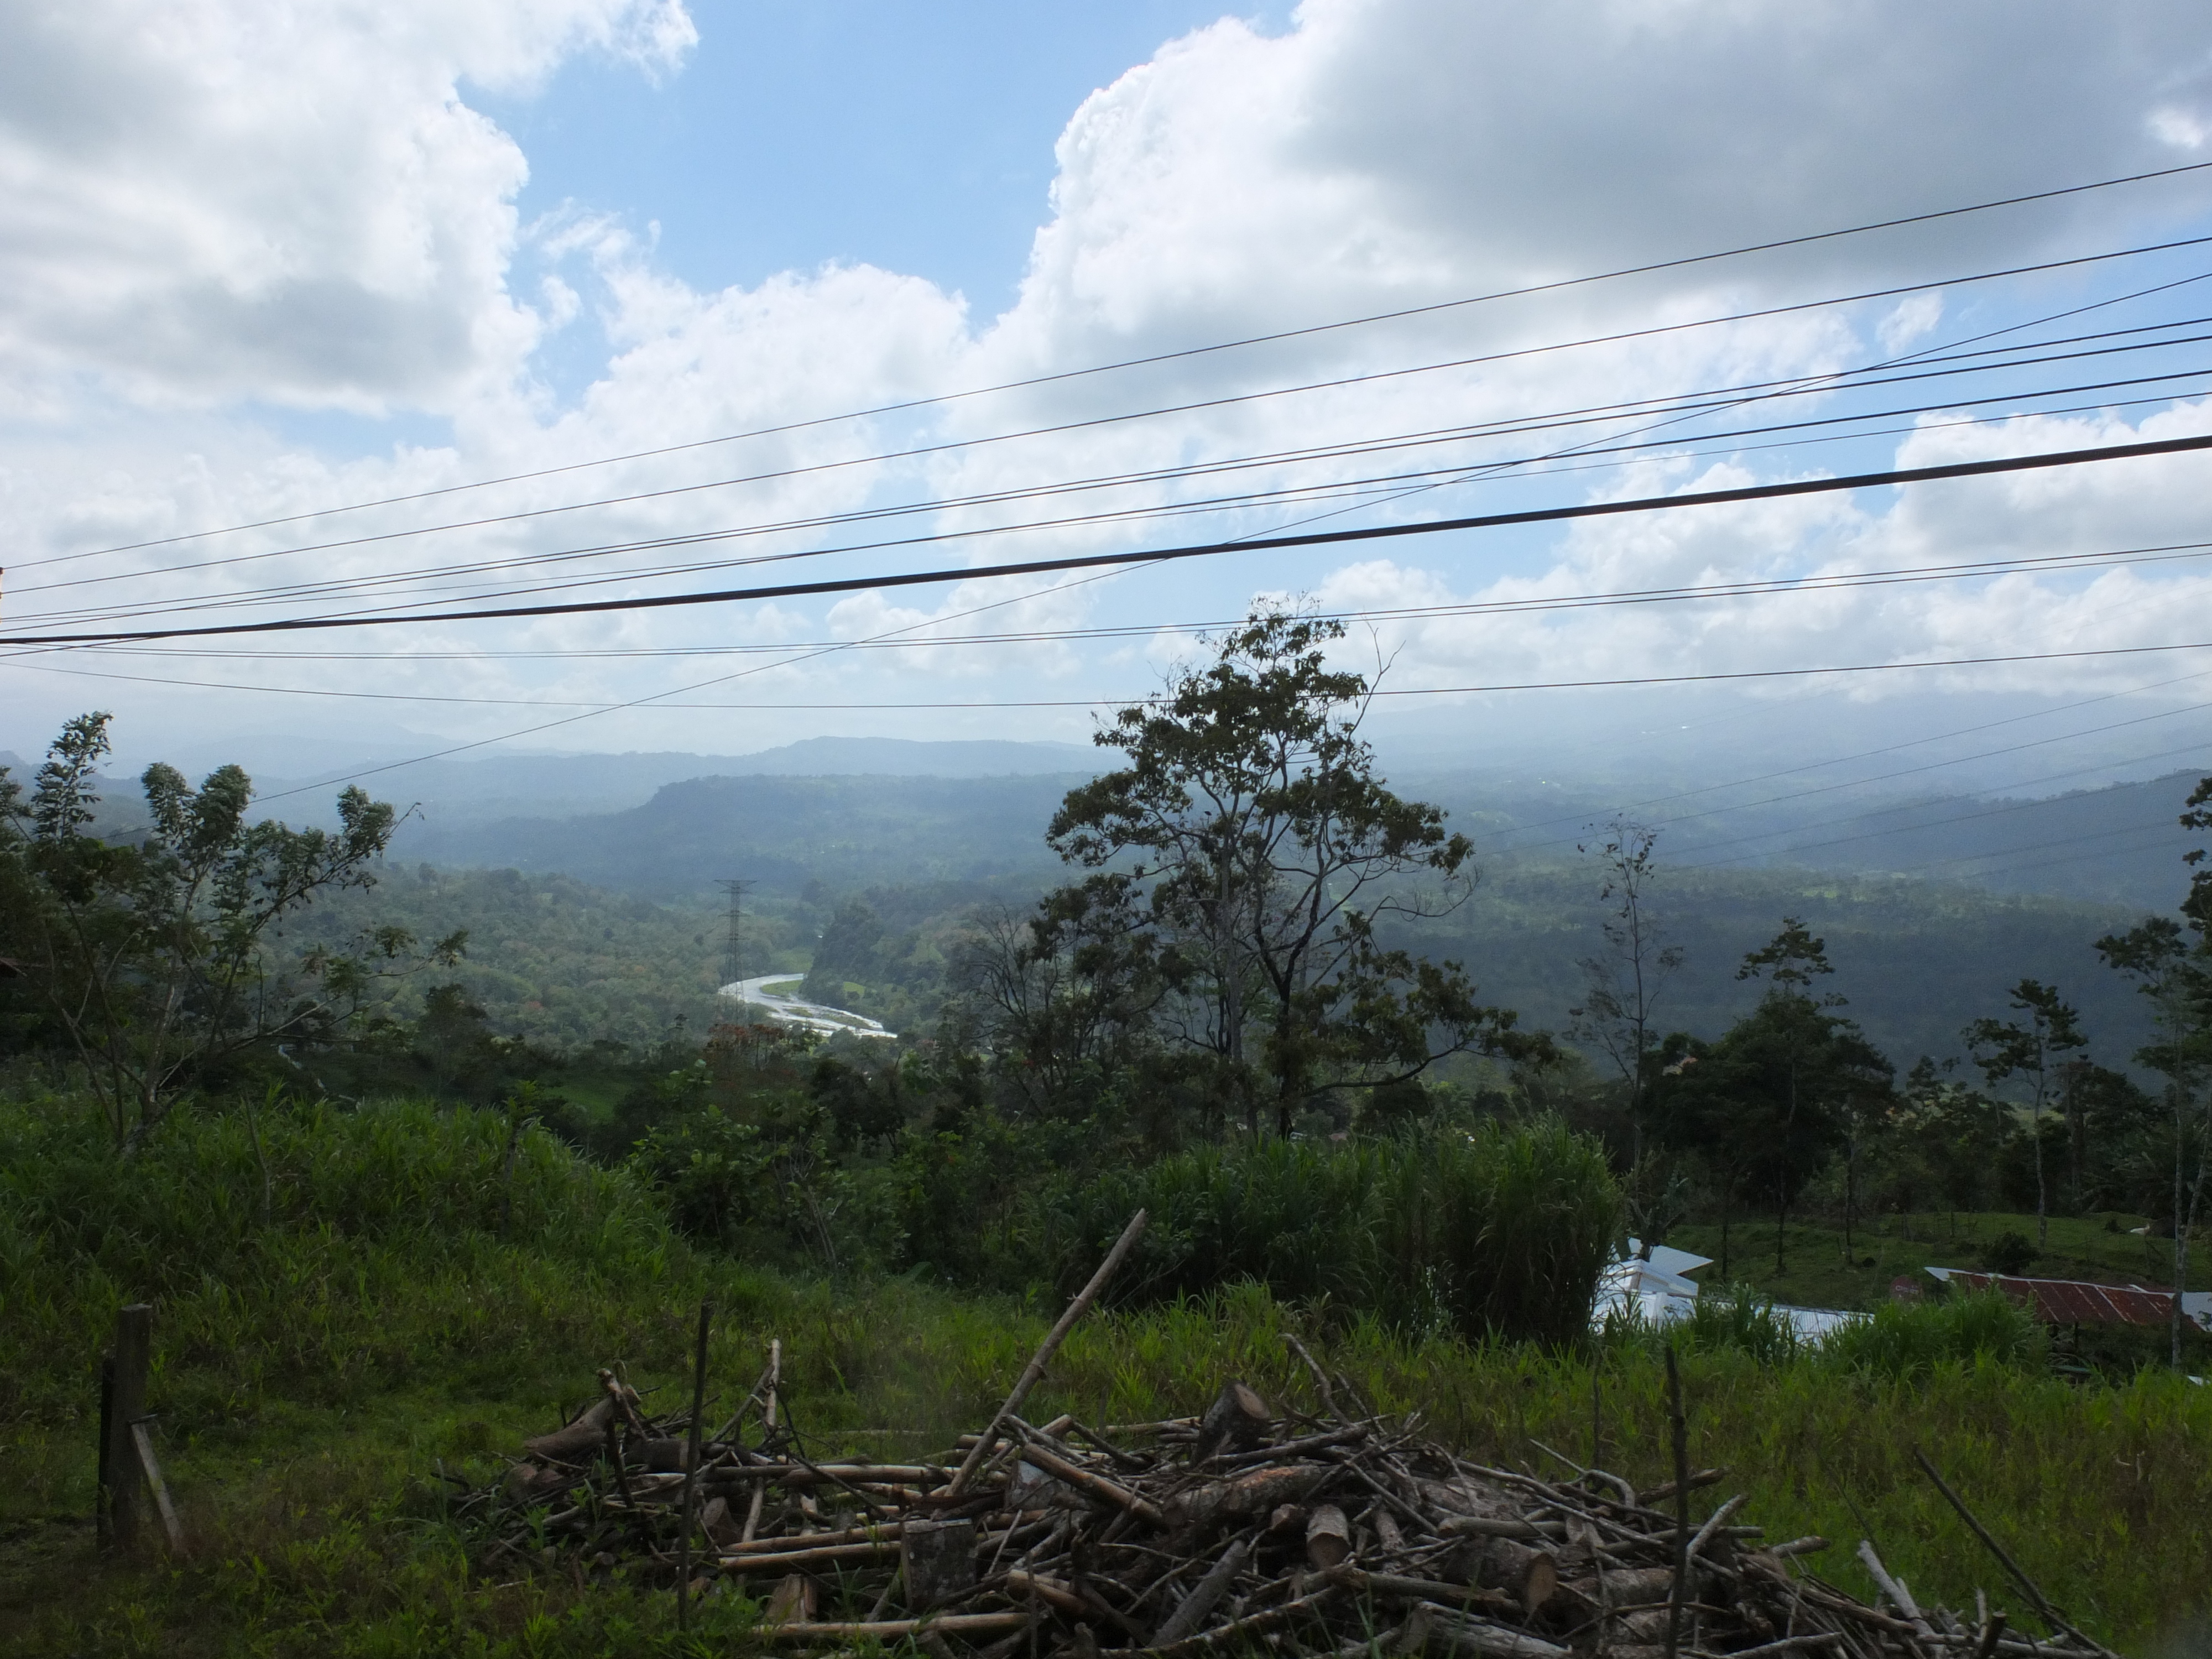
[481, 2, 1293, 320]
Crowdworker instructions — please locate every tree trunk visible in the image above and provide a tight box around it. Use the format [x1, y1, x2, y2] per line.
[2033, 1103, 2048, 1251]
[1718, 1176, 1733, 1281]
[2065, 1069, 2086, 1211]
[1843, 1129, 1856, 1262]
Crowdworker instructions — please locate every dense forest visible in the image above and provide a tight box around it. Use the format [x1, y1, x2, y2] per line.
[7, 615, 2207, 1319]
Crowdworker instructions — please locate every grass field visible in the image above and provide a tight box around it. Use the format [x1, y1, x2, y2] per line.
[1665, 1210, 2209, 1314]
[4, 1094, 2209, 1657]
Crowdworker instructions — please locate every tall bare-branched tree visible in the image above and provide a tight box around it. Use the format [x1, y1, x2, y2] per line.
[2096, 775, 2212, 1367]
[1568, 816, 1683, 1167]
[1964, 979, 2086, 1251]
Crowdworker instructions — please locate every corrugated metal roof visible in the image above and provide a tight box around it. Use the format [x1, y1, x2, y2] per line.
[1927, 1267, 2199, 1328]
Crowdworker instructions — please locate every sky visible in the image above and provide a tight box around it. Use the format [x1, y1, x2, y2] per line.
[10, 0, 2212, 860]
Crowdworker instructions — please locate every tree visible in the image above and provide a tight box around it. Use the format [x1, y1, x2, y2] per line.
[1891, 1057, 2016, 1234]
[1730, 917, 1878, 1274]
[0, 713, 459, 1155]
[1963, 979, 2086, 1250]
[1568, 816, 1684, 1165]
[953, 877, 1173, 1123]
[1046, 609, 1545, 1136]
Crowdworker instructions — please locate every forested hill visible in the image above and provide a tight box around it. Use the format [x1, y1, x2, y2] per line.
[398, 771, 1082, 894]
[394, 761, 2208, 912]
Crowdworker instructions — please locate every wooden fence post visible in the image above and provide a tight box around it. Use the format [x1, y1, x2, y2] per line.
[102, 1303, 152, 1552]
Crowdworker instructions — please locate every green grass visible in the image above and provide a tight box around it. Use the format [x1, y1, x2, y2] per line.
[1666, 1209, 2208, 1313]
[4, 1091, 2210, 1656]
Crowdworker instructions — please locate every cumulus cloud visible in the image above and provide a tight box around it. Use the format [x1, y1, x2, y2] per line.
[0, 0, 693, 412]
[11, 0, 2212, 766]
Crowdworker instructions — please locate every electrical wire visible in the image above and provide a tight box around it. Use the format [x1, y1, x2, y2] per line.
[9, 428, 2209, 646]
[30, 154, 2212, 571]
[23, 317, 2212, 627]
[21, 270, 2212, 630]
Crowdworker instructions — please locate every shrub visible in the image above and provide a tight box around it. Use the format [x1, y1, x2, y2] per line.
[1981, 1229, 2037, 1275]
[1669, 1285, 1803, 1366]
[1820, 1287, 2045, 1379]
[1031, 1117, 1622, 1348]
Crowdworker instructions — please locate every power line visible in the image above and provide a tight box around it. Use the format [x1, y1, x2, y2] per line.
[22, 534, 2212, 701]
[11, 429, 2209, 646]
[25, 315, 2211, 625]
[41, 525, 2212, 669]
[33, 155, 2212, 570]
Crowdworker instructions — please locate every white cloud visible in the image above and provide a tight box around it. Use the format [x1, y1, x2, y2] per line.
[0, 0, 693, 413]
[11, 0, 2212, 768]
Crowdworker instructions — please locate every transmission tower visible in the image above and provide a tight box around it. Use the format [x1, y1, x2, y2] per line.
[718, 879, 754, 1005]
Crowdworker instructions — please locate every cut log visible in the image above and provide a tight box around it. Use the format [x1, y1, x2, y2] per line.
[1307, 1504, 1353, 1571]
[503, 1461, 572, 1501]
[1164, 1463, 1318, 1532]
[765, 1573, 818, 1625]
[640, 1437, 692, 1472]
[903, 1517, 979, 1608]
[1191, 1381, 1273, 1463]
[1266, 1502, 1307, 1535]
[525, 1397, 614, 1466]
[700, 1495, 739, 1548]
[1449, 1537, 1558, 1614]
[1397, 1602, 1571, 1659]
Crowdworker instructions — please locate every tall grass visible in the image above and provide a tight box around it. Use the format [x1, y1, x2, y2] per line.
[1820, 1287, 2047, 1379]
[3, 1089, 2208, 1655]
[1033, 1117, 1622, 1346]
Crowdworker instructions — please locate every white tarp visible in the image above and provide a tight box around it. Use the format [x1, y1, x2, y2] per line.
[1591, 1238, 1861, 1340]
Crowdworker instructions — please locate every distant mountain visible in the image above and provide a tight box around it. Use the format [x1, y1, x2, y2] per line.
[400, 771, 1084, 895]
[251, 737, 1105, 830]
[1399, 769, 2205, 912]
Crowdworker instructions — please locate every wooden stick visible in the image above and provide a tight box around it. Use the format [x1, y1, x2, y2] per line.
[1705, 1635, 1845, 1659]
[1909, 1451, 2109, 1656]
[754, 1612, 1033, 1641]
[1013, 1437, 1167, 1527]
[1972, 1613, 2009, 1659]
[1663, 1345, 1689, 1659]
[1282, 1332, 1344, 1420]
[947, 1208, 1148, 1496]
[1688, 1495, 1747, 1563]
[743, 1337, 780, 1543]
[721, 1538, 903, 1572]
[1856, 1540, 1934, 1644]
[1152, 1534, 1250, 1646]
[1767, 1537, 1832, 1559]
[103, 1305, 151, 1553]
[724, 1519, 907, 1554]
[1321, 1565, 1517, 1613]
[677, 1299, 711, 1631]
[1004, 1568, 1091, 1617]
[1101, 1584, 1337, 1658]
[1645, 1468, 1727, 1504]
[128, 1421, 185, 1554]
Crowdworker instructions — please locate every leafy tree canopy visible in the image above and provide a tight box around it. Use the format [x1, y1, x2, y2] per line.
[1038, 609, 1546, 1135]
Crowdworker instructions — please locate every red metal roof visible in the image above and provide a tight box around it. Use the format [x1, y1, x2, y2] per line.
[1937, 1269, 2180, 1327]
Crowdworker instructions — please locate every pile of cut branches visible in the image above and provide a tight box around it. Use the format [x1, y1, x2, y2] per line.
[455, 1214, 2114, 1659]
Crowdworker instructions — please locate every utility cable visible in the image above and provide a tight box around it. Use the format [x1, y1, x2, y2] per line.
[29, 155, 2212, 568]
[9, 429, 2208, 646]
